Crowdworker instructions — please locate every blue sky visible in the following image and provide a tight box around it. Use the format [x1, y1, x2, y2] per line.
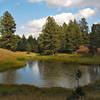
[0, 0, 100, 37]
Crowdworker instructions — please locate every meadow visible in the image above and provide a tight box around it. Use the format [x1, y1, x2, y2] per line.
[0, 48, 100, 72]
[0, 48, 37, 71]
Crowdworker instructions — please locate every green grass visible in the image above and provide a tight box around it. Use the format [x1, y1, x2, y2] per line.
[0, 48, 100, 100]
[0, 48, 100, 72]
[0, 84, 72, 100]
[0, 48, 37, 72]
[83, 80, 100, 100]
[0, 81, 100, 100]
[32, 53, 100, 65]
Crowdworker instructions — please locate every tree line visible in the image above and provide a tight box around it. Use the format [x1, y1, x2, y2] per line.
[0, 11, 100, 55]
[0, 11, 38, 53]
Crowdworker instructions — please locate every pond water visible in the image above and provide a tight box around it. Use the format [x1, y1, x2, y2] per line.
[0, 60, 100, 88]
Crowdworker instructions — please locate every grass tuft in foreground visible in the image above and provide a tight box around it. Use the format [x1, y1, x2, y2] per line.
[0, 81, 100, 100]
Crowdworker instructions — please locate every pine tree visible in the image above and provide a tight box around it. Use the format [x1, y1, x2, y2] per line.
[38, 16, 61, 55]
[0, 11, 20, 51]
[61, 20, 83, 53]
[27, 35, 38, 52]
[90, 24, 100, 53]
[72, 20, 83, 51]
[16, 35, 27, 51]
[79, 18, 89, 44]
[0, 11, 16, 36]
[60, 23, 70, 53]
[0, 34, 20, 51]
[26, 42, 32, 54]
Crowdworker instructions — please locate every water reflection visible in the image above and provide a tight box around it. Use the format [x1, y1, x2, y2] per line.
[0, 60, 100, 88]
[0, 70, 18, 83]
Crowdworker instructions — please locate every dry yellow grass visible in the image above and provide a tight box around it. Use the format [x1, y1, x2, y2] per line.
[0, 48, 100, 72]
[0, 48, 37, 71]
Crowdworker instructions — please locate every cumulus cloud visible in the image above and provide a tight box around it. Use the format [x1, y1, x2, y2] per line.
[54, 13, 75, 25]
[76, 8, 96, 18]
[28, 13, 75, 30]
[27, 0, 100, 9]
[28, 13, 75, 36]
[28, 17, 46, 29]
[26, 8, 95, 38]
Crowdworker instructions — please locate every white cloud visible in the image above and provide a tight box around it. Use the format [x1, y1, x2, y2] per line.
[19, 26, 26, 30]
[54, 13, 75, 25]
[26, 8, 95, 38]
[94, 22, 100, 24]
[28, 13, 75, 29]
[27, 0, 78, 7]
[23, 32, 40, 38]
[28, 17, 46, 29]
[28, 0, 42, 3]
[76, 8, 96, 18]
[27, 0, 100, 9]
[45, 0, 72, 8]
[27, 13, 75, 35]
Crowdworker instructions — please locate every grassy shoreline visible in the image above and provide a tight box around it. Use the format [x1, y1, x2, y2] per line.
[32, 54, 100, 65]
[0, 48, 37, 72]
[0, 81, 100, 100]
[0, 84, 72, 100]
[0, 48, 100, 99]
[0, 48, 100, 72]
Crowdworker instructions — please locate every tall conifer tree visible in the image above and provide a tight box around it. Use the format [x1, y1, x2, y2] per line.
[38, 16, 61, 55]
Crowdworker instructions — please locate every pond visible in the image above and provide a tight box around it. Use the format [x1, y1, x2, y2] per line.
[0, 60, 100, 88]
